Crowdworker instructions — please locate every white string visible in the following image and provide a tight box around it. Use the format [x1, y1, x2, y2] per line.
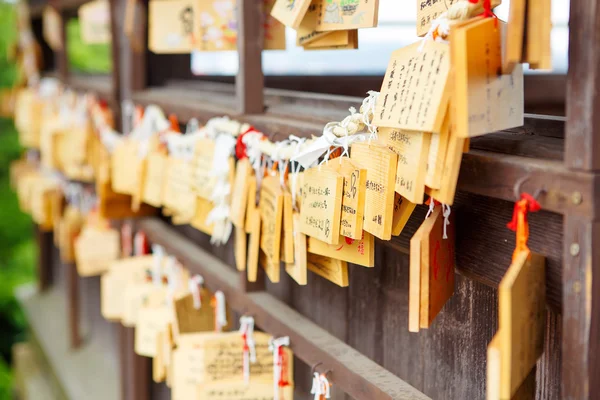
[319, 374, 331, 399]
[166, 256, 178, 303]
[442, 204, 451, 240]
[239, 316, 257, 384]
[214, 291, 227, 332]
[152, 244, 164, 287]
[426, 199, 436, 219]
[269, 336, 291, 400]
[310, 372, 321, 400]
[188, 274, 204, 309]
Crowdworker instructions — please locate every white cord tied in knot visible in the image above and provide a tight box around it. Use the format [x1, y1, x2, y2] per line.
[239, 316, 257, 384]
[151, 244, 164, 286]
[311, 373, 331, 399]
[442, 204, 451, 240]
[269, 336, 291, 400]
[426, 199, 436, 219]
[214, 291, 227, 332]
[188, 274, 204, 309]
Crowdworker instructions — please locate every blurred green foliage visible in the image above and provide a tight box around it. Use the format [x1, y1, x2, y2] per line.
[0, 2, 20, 88]
[67, 18, 112, 73]
[0, 1, 37, 398]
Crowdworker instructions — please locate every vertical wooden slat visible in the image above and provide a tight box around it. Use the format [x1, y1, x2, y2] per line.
[109, 0, 122, 123]
[66, 261, 81, 348]
[129, 0, 147, 94]
[562, 216, 600, 399]
[55, 2, 69, 83]
[235, 0, 264, 114]
[36, 227, 53, 291]
[565, 0, 600, 170]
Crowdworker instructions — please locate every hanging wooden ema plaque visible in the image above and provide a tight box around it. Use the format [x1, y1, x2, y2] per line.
[246, 175, 261, 282]
[271, 0, 312, 29]
[307, 253, 348, 287]
[299, 164, 343, 244]
[487, 194, 545, 400]
[416, 0, 501, 37]
[259, 175, 284, 282]
[409, 203, 455, 332]
[350, 142, 397, 240]
[379, 128, 431, 204]
[148, 0, 196, 53]
[451, 17, 524, 138]
[315, 0, 379, 31]
[285, 169, 307, 285]
[374, 40, 451, 133]
[324, 156, 366, 240]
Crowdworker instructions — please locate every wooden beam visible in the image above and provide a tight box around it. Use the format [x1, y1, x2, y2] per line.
[138, 218, 429, 400]
[566, 0, 600, 170]
[235, 0, 264, 114]
[132, 88, 597, 218]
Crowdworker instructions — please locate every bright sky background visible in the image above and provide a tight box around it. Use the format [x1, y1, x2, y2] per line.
[191, 0, 569, 76]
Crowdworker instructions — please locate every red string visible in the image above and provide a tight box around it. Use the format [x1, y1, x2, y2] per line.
[507, 193, 541, 232]
[278, 347, 290, 387]
[235, 127, 260, 160]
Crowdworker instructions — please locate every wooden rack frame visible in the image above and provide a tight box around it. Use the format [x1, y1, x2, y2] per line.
[23, 0, 600, 398]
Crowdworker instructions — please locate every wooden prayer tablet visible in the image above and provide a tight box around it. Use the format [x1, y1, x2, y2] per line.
[260, 175, 284, 263]
[426, 132, 466, 206]
[271, 0, 312, 29]
[374, 40, 451, 133]
[142, 151, 168, 207]
[296, 2, 332, 46]
[153, 330, 166, 382]
[172, 288, 215, 341]
[325, 157, 367, 240]
[487, 332, 501, 400]
[304, 29, 353, 48]
[194, 0, 286, 51]
[300, 165, 344, 244]
[197, 380, 294, 400]
[391, 193, 416, 236]
[78, 0, 111, 44]
[379, 128, 431, 204]
[193, 138, 217, 199]
[315, 0, 379, 31]
[246, 178, 261, 282]
[350, 142, 397, 240]
[191, 196, 215, 235]
[419, 206, 455, 329]
[452, 18, 524, 138]
[148, 0, 197, 54]
[135, 304, 171, 357]
[245, 175, 259, 234]
[280, 190, 295, 263]
[304, 29, 359, 50]
[499, 250, 546, 399]
[307, 230, 374, 268]
[43, 6, 63, 50]
[503, 0, 526, 74]
[230, 158, 251, 228]
[525, 0, 552, 70]
[111, 139, 137, 195]
[408, 207, 438, 332]
[74, 227, 120, 277]
[307, 253, 349, 287]
[259, 249, 281, 283]
[425, 108, 450, 189]
[163, 157, 196, 223]
[285, 211, 308, 285]
[234, 225, 247, 271]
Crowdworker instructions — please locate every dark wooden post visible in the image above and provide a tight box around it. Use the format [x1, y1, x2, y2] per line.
[119, 326, 150, 400]
[109, 0, 122, 124]
[235, 0, 265, 115]
[36, 226, 53, 291]
[563, 0, 600, 398]
[52, 0, 69, 83]
[66, 261, 82, 348]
